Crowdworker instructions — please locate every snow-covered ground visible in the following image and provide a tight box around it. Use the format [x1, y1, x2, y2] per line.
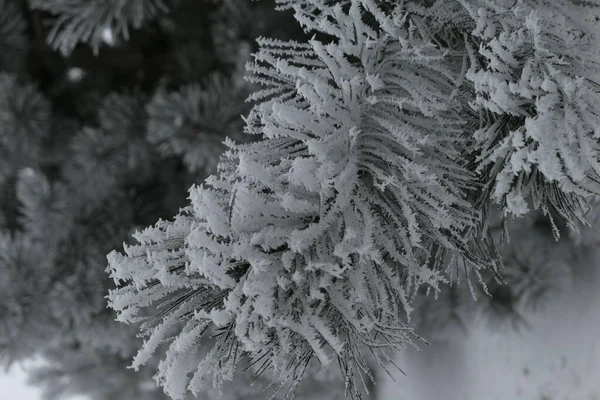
[0, 360, 89, 400]
[0, 364, 42, 400]
[379, 252, 600, 400]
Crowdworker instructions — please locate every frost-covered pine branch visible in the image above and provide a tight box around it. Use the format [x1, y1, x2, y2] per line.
[108, 1, 493, 398]
[107, 0, 600, 399]
[463, 0, 600, 228]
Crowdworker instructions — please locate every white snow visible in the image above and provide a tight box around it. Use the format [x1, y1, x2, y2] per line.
[0, 361, 89, 400]
[0, 364, 42, 400]
[100, 26, 115, 46]
[67, 67, 85, 82]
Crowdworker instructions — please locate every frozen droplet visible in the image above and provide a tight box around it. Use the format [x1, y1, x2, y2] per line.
[67, 67, 85, 82]
[101, 26, 115, 46]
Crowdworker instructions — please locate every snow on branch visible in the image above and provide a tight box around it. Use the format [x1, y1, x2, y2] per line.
[107, 0, 600, 399]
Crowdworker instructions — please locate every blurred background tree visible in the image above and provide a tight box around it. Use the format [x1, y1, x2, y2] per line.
[1, 0, 599, 399]
[0, 1, 326, 399]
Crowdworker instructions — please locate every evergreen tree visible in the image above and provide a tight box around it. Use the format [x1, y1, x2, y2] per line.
[2, 0, 600, 399]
